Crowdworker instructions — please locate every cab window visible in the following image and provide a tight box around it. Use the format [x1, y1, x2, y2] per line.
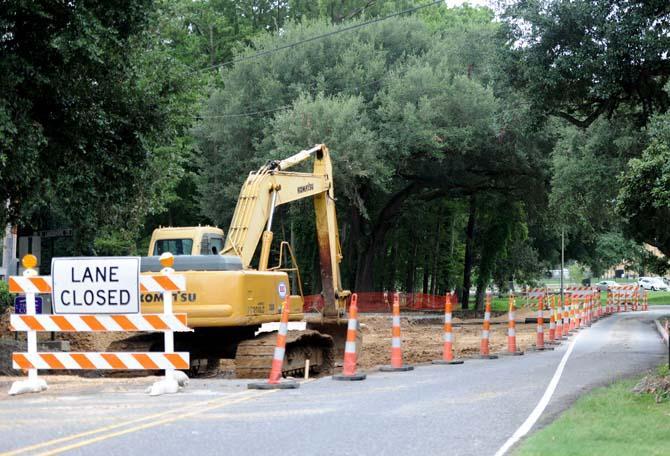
[210, 237, 223, 254]
[200, 235, 224, 255]
[153, 239, 193, 256]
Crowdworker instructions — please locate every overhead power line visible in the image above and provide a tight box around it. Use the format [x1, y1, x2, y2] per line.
[191, 0, 444, 75]
[196, 78, 386, 119]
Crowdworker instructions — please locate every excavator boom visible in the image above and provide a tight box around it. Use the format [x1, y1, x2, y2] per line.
[222, 144, 348, 318]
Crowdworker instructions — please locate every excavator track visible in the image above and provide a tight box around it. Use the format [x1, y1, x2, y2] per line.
[235, 330, 334, 379]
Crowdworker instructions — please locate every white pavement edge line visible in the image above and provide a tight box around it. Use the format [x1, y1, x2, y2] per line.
[494, 331, 582, 456]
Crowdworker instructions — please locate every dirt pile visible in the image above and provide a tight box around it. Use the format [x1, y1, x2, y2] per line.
[633, 371, 670, 403]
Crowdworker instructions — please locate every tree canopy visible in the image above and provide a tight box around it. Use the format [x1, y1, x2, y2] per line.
[2, 0, 669, 306]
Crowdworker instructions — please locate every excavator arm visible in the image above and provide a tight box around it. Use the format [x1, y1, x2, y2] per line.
[222, 144, 349, 318]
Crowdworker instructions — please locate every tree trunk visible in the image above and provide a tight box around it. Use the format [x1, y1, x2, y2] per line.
[461, 195, 477, 310]
[475, 281, 486, 311]
[431, 215, 442, 295]
[387, 236, 399, 291]
[355, 183, 420, 291]
[407, 241, 418, 293]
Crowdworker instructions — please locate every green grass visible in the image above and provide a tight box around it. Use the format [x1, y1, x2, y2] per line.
[515, 376, 670, 456]
[646, 291, 670, 306]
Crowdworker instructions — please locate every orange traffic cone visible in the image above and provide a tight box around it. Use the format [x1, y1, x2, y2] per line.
[530, 296, 553, 351]
[380, 293, 414, 372]
[605, 288, 612, 315]
[479, 294, 498, 359]
[334, 294, 366, 381]
[248, 299, 299, 389]
[433, 294, 465, 364]
[500, 293, 523, 356]
[548, 296, 556, 342]
[555, 295, 564, 340]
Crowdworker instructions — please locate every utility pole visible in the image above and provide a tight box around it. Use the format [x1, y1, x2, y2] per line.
[560, 228, 565, 308]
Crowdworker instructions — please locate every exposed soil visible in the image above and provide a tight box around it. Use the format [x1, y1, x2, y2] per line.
[357, 313, 539, 370]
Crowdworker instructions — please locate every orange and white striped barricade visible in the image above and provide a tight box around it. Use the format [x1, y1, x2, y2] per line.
[333, 294, 366, 381]
[568, 294, 577, 332]
[530, 296, 554, 351]
[556, 294, 567, 340]
[433, 293, 465, 364]
[561, 295, 570, 337]
[381, 293, 414, 371]
[619, 285, 636, 311]
[500, 293, 523, 356]
[9, 254, 192, 396]
[566, 287, 591, 329]
[605, 287, 613, 315]
[248, 298, 300, 389]
[478, 293, 498, 359]
[643, 290, 649, 311]
[525, 288, 547, 311]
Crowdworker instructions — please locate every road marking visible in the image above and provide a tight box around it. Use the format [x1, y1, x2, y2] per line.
[494, 331, 582, 456]
[0, 389, 268, 456]
[35, 390, 276, 456]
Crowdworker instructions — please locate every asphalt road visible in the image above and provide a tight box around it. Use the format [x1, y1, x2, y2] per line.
[0, 307, 667, 456]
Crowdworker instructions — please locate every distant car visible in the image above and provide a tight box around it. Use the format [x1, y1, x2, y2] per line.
[638, 277, 669, 291]
[595, 280, 618, 291]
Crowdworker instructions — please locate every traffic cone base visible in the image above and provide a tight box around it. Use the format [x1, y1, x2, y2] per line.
[498, 351, 524, 356]
[432, 359, 464, 365]
[528, 346, 555, 351]
[248, 380, 299, 390]
[333, 373, 367, 381]
[380, 365, 414, 371]
[477, 354, 499, 359]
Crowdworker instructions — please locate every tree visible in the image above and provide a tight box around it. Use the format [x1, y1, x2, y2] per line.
[502, 0, 670, 128]
[618, 109, 670, 257]
[0, 1, 198, 253]
[195, 8, 551, 298]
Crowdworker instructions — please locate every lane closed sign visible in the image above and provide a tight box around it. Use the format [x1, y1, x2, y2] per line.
[51, 257, 141, 314]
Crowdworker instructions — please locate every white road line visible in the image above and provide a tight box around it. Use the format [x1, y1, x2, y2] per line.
[494, 331, 582, 456]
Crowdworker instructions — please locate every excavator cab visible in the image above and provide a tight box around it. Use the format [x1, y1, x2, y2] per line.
[148, 226, 224, 256]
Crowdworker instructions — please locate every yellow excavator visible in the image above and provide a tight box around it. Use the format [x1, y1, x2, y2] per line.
[111, 144, 350, 378]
